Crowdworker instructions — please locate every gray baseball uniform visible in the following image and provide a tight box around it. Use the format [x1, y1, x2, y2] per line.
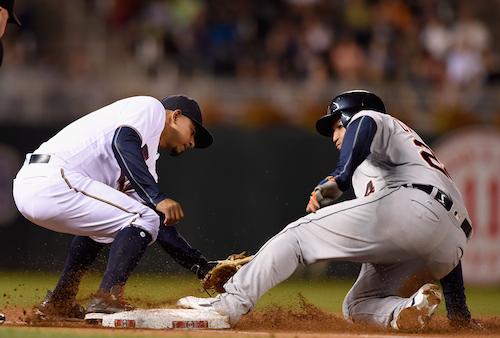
[210, 110, 470, 327]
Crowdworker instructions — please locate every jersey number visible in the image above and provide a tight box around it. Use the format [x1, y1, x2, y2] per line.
[413, 139, 451, 180]
[395, 118, 451, 180]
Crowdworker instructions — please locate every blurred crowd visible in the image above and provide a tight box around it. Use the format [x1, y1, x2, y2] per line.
[2, 0, 500, 132]
[126, 0, 498, 90]
[153, 0, 496, 89]
[3, 0, 498, 87]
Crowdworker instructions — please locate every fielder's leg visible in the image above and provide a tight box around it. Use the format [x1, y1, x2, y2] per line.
[38, 236, 105, 319]
[86, 226, 152, 314]
[54, 236, 106, 298]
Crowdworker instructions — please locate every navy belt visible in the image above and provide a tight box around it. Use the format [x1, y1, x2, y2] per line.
[29, 154, 51, 164]
[407, 184, 471, 239]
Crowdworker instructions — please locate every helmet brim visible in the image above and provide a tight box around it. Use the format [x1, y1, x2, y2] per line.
[316, 114, 339, 137]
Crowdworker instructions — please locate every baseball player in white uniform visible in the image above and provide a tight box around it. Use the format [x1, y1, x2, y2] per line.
[13, 94, 216, 320]
[177, 90, 476, 331]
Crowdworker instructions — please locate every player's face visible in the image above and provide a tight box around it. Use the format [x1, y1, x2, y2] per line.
[0, 8, 9, 38]
[160, 110, 197, 156]
[332, 119, 346, 151]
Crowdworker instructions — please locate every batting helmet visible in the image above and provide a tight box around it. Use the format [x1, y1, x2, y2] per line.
[316, 90, 386, 137]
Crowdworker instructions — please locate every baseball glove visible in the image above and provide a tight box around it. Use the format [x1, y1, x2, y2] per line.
[200, 252, 253, 293]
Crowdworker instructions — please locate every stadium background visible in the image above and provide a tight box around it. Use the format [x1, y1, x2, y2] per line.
[0, 0, 499, 284]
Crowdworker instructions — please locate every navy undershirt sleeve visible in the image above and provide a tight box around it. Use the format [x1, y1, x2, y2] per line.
[112, 126, 167, 207]
[331, 116, 377, 191]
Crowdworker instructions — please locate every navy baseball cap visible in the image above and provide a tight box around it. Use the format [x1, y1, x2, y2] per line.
[0, 0, 21, 26]
[160, 94, 213, 148]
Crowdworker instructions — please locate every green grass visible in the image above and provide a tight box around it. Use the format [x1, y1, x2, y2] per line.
[0, 327, 221, 338]
[0, 271, 204, 309]
[1, 270, 499, 338]
[1, 270, 500, 315]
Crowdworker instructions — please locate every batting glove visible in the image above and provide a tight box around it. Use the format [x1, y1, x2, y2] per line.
[306, 176, 343, 213]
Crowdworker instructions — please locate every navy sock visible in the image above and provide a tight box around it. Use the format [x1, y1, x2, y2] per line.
[53, 236, 105, 300]
[440, 261, 471, 321]
[98, 226, 152, 293]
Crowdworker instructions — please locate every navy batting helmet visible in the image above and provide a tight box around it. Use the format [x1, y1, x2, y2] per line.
[316, 90, 386, 137]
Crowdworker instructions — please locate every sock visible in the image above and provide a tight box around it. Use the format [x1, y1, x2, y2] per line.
[440, 261, 471, 322]
[98, 226, 152, 293]
[53, 236, 105, 300]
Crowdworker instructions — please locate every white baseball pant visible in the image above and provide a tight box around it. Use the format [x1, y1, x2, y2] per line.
[216, 186, 467, 327]
[13, 154, 160, 244]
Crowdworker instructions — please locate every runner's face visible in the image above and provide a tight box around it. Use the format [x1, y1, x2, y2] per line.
[332, 119, 345, 151]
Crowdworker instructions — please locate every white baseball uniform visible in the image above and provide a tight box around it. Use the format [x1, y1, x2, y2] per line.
[13, 96, 167, 244]
[211, 110, 471, 328]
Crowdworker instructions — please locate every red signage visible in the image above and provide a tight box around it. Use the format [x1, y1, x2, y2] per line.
[172, 321, 209, 329]
[114, 319, 136, 328]
[433, 127, 500, 285]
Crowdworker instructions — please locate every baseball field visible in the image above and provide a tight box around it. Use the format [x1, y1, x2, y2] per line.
[1, 270, 499, 338]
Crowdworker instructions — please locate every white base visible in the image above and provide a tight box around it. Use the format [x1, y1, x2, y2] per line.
[84, 308, 230, 329]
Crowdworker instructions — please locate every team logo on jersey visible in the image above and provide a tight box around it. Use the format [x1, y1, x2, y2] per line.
[117, 144, 149, 193]
[364, 180, 375, 196]
[117, 172, 133, 192]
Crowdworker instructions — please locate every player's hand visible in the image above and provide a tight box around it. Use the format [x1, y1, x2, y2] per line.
[306, 176, 343, 213]
[156, 198, 184, 226]
[306, 188, 322, 213]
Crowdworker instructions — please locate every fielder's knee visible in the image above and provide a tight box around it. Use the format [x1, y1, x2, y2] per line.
[129, 207, 160, 243]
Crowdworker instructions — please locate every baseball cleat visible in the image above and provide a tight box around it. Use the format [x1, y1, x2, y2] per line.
[391, 283, 442, 331]
[177, 296, 219, 311]
[37, 289, 85, 321]
[85, 285, 136, 314]
[177, 296, 243, 327]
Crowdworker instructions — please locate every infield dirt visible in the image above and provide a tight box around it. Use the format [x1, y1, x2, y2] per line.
[2, 297, 499, 337]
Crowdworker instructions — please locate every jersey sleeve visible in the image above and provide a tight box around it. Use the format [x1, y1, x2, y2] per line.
[331, 115, 377, 191]
[115, 96, 165, 147]
[112, 126, 168, 207]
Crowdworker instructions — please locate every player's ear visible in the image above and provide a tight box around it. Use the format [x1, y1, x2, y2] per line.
[169, 109, 182, 124]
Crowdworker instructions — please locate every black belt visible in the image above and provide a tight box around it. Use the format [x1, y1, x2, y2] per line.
[460, 218, 472, 239]
[411, 184, 452, 211]
[29, 154, 51, 164]
[407, 184, 471, 239]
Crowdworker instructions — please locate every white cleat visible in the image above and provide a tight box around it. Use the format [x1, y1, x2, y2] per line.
[177, 296, 219, 311]
[177, 295, 242, 327]
[391, 283, 442, 331]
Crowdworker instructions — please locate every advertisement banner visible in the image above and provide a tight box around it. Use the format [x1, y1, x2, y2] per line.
[433, 127, 500, 285]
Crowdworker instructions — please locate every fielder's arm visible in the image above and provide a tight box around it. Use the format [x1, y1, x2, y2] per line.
[112, 126, 183, 225]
